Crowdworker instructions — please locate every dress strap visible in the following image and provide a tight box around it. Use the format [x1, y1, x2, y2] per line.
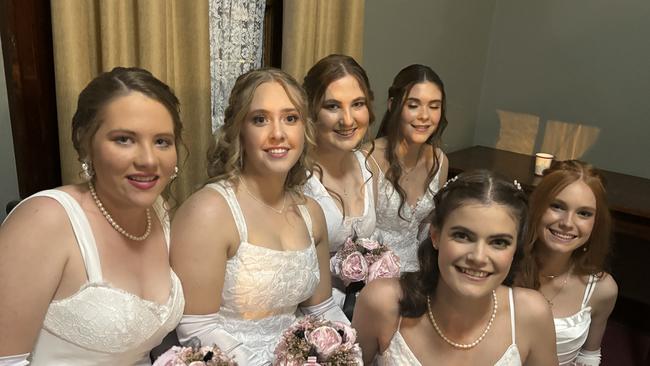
[205, 182, 248, 243]
[354, 150, 374, 208]
[581, 274, 598, 307]
[23, 190, 103, 282]
[151, 196, 170, 251]
[296, 204, 314, 242]
[396, 316, 403, 331]
[508, 288, 516, 345]
[364, 150, 384, 175]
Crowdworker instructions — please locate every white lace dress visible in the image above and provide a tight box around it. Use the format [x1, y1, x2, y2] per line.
[304, 150, 376, 254]
[376, 288, 522, 366]
[16, 190, 185, 366]
[200, 182, 321, 362]
[371, 153, 442, 273]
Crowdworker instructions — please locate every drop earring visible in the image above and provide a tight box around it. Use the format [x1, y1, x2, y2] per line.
[170, 166, 179, 180]
[81, 161, 94, 181]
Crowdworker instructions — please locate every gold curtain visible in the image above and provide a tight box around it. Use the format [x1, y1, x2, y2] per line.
[51, 0, 211, 202]
[282, 0, 365, 81]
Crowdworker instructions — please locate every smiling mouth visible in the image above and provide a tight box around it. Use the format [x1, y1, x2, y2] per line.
[410, 124, 431, 132]
[334, 128, 357, 137]
[456, 266, 491, 279]
[548, 228, 577, 242]
[265, 147, 289, 157]
[128, 175, 158, 182]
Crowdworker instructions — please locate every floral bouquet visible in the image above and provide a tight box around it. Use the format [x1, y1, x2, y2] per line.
[330, 237, 400, 286]
[153, 342, 237, 366]
[273, 316, 362, 366]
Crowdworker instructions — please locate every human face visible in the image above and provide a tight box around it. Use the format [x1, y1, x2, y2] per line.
[90, 92, 177, 210]
[434, 202, 518, 299]
[241, 81, 304, 177]
[316, 75, 370, 152]
[398, 81, 442, 145]
[538, 180, 596, 254]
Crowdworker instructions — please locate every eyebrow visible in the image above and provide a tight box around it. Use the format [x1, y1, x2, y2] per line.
[553, 198, 596, 211]
[107, 129, 175, 138]
[448, 225, 514, 240]
[248, 108, 298, 114]
[406, 97, 442, 104]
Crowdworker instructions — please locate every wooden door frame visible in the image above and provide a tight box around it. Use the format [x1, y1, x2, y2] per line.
[0, 0, 61, 198]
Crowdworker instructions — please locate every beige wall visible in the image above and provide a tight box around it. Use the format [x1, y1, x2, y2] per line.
[363, 0, 497, 152]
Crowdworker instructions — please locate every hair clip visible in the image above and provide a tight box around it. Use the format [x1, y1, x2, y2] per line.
[513, 179, 522, 191]
[442, 175, 459, 190]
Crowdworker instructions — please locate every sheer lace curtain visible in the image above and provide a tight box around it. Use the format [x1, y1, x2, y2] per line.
[209, 0, 266, 132]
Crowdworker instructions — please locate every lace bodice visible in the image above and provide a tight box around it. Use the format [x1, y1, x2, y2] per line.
[19, 190, 184, 366]
[304, 150, 376, 253]
[376, 288, 521, 366]
[555, 275, 597, 365]
[202, 182, 321, 362]
[372, 153, 442, 272]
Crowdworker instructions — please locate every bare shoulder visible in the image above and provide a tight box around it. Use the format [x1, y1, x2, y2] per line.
[357, 278, 402, 316]
[512, 287, 553, 324]
[1, 192, 75, 255]
[171, 185, 236, 251]
[591, 272, 618, 312]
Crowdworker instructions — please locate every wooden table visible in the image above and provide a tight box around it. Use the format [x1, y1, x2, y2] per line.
[447, 146, 650, 329]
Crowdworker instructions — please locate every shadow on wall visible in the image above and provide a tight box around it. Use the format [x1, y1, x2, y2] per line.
[495, 109, 600, 160]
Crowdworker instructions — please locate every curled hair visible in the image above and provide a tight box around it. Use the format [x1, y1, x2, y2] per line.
[376, 64, 448, 220]
[206, 68, 316, 194]
[399, 170, 529, 317]
[303, 54, 376, 214]
[516, 160, 611, 290]
[72, 67, 183, 164]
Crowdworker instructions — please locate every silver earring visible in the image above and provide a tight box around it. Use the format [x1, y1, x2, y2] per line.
[170, 166, 179, 180]
[81, 161, 94, 181]
[582, 245, 588, 252]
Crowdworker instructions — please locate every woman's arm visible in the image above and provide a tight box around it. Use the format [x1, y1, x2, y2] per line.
[515, 288, 558, 366]
[352, 278, 401, 365]
[170, 187, 235, 315]
[0, 198, 72, 356]
[575, 274, 618, 365]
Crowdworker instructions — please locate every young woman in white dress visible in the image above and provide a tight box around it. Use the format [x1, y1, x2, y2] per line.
[0, 67, 185, 365]
[516, 160, 618, 365]
[302, 54, 376, 310]
[171, 68, 346, 365]
[353, 171, 558, 365]
[369, 64, 449, 273]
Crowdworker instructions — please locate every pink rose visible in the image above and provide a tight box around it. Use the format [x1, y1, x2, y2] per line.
[341, 252, 368, 285]
[367, 251, 400, 283]
[306, 326, 342, 359]
[357, 238, 380, 251]
[303, 356, 321, 366]
[188, 362, 206, 366]
[153, 347, 181, 366]
[332, 321, 357, 347]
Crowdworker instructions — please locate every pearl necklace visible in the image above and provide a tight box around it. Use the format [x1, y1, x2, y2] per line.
[88, 181, 151, 241]
[426, 290, 498, 349]
[238, 176, 286, 214]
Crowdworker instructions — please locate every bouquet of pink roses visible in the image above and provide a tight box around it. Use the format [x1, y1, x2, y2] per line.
[273, 316, 362, 366]
[330, 237, 400, 286]
[153, 343, 237, 366]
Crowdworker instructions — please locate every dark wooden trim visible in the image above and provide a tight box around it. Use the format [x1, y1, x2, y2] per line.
[263, 0, 283, 68]
[0, 0, 61, 198]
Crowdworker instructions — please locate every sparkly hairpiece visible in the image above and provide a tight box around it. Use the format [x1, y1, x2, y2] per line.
[513, 179, 522, 191]
[442, 175, 459, 190]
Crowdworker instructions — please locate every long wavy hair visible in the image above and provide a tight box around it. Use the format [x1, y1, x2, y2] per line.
[515, 160, 611, 290]
[376, 64, 448, 220]
[303, 54, 376, 213]
[399, 170, 529, 317]
[206, 68, 316, 194]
